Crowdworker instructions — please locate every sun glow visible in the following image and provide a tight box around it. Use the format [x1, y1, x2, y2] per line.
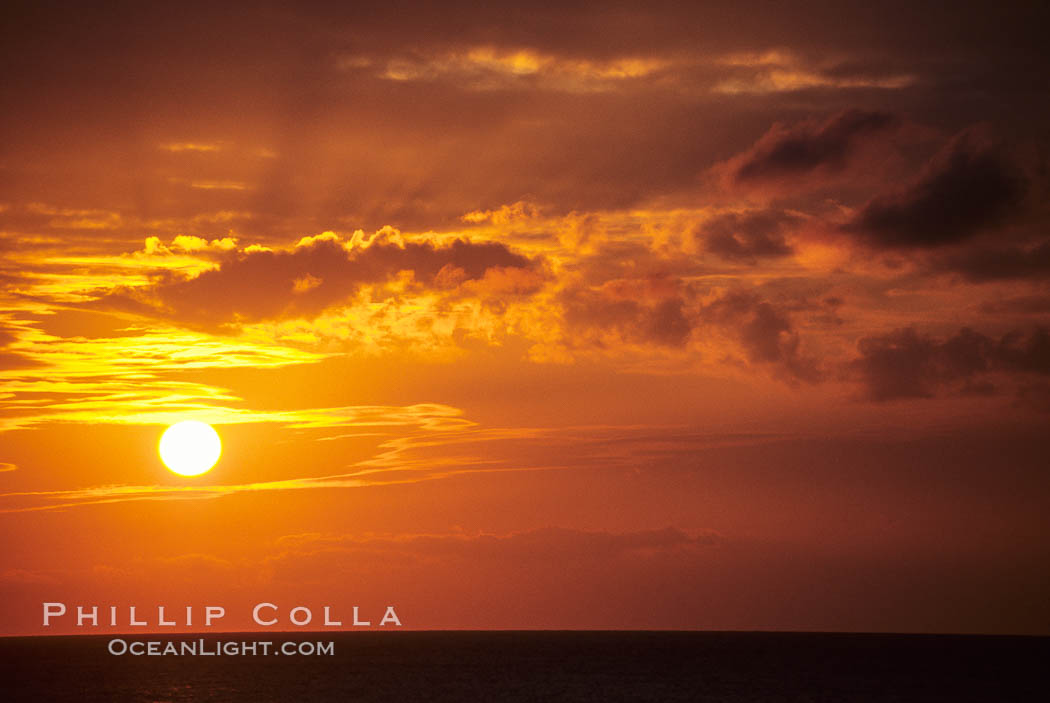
[159, 421, 222, 476]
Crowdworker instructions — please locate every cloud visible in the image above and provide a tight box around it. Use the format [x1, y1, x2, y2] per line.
[851, 326, 1050, 401]
[998, 328, 1050, 375]
[845, 129, 1027, 248]
[700, 209, 798, 262]
[0, 402, 478, 512]
[187, 180, 249, 191]
[0, 321, 16, 352]
[851, 328, 989, 400]
[713, 51, 916, 94]
[724, 109, 899, 185]
[97, 230, 539, 329]
[363, 46, 670, 92]
[980, 295, 1050, 315]
[0, 423, 788, 512]
[933, 240, 1050, 282]
[0, 321, 332, 432]
[348, 44, 917, 99]
[0, 324, 20, 348]
[135, 234, 239, 259]
[557, 278, 823, 383]
[4, 1, 1048, 231]
[702, 291, 823, 383]
[0, 323, 42, 370]
[159, 142, 223, 153]
[1016, 382, 1050, 413]
[0, 351, 44, 371]
[559, 282, 694, 349]
[461, 201, 540, 225]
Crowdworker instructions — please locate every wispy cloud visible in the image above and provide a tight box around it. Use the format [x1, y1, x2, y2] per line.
[159, 142, 224, 153]
[352, 46, 670, 92]
[187, 180, 250, 191]
[712, 50, 916, 94]
[0, 425, 789, 513]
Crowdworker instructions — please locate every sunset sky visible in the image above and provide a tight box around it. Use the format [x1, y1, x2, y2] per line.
[2, 1, 1049, 635]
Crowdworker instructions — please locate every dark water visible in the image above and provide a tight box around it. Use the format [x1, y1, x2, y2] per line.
[2, 631, 1048, 702]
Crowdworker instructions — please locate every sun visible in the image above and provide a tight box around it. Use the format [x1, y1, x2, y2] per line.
[159, 421, 222, 476]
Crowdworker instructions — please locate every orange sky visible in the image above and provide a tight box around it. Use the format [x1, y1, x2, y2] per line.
[1, 1, 1049, 635]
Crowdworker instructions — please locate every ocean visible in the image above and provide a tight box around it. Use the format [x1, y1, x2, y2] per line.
[2, 631, 1047, 702]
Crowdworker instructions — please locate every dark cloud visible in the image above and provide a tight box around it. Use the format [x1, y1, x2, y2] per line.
[998, 327, 1050, 375]
[0, 352, 43, 371]
[0, 324, 41, 370]
[1015, 382, 1050, 413]
[0, 324, 16, 347]
[560, 280, 823, 381]
[648, 297, 693, 346]
[2, 2, 1047, 230]
[853, 328, 985, 401]
[560, 284, 694, 348]
[727, 109, 899, 184]
[845, 129, 1027, 248]
[980, 295, 1050, 315]
[852, 326, 1050, 401]
[96, 234, 538, 329]
[6, 1, 1049, 66]
[703, 291, 822, 383]
[934, 240, 1050, 282]
[701, 210, 798, 262]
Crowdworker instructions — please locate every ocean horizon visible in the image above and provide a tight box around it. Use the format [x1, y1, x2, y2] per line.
[3, 631, 1047, 702]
